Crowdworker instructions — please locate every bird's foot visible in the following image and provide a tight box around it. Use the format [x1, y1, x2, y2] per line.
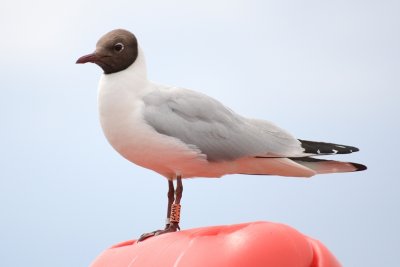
[155, 222, 180, 235]
[138, 223, 180, 242]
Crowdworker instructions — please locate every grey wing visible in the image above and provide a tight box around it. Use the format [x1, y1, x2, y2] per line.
[143, 87, 304, 161]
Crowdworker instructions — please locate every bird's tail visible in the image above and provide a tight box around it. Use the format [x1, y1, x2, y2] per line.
[290, 157, 367, 174]
[232, 138, 366, 177]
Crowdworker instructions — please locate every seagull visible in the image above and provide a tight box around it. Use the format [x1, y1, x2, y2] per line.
[76, 29, 366, 241]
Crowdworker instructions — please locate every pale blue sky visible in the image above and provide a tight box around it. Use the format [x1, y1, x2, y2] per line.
[1, 0, 399, 266]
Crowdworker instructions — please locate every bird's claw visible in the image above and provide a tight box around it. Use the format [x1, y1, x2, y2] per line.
[137, 223, 180, 242]
[137, 230, 162, 242]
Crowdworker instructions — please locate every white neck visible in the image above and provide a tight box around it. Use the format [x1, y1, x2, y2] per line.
[125, 46, 147, 80]
[98, 46, 149, 95]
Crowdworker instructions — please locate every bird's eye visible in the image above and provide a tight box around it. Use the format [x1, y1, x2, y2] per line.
[114, 43, 124, 52]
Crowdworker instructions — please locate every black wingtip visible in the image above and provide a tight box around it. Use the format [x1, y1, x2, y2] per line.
[352, 162, 367, 171]
[299, 139, 360, 155]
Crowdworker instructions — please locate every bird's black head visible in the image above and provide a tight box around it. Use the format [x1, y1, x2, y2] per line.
[76, 29, 138, 74]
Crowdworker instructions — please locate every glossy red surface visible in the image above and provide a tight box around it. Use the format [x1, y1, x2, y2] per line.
[91, 221, 341, 267]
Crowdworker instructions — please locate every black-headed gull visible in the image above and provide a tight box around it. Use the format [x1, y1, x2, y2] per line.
[76, 29, 366, 241]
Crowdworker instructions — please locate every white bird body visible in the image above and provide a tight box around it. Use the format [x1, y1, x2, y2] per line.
[96, 47, 335, 179]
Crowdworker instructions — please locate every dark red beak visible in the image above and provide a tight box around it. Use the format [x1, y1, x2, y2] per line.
[76, 53, 98, 64]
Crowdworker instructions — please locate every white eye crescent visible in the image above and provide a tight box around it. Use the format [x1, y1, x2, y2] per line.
[114, 42, 124, 52]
